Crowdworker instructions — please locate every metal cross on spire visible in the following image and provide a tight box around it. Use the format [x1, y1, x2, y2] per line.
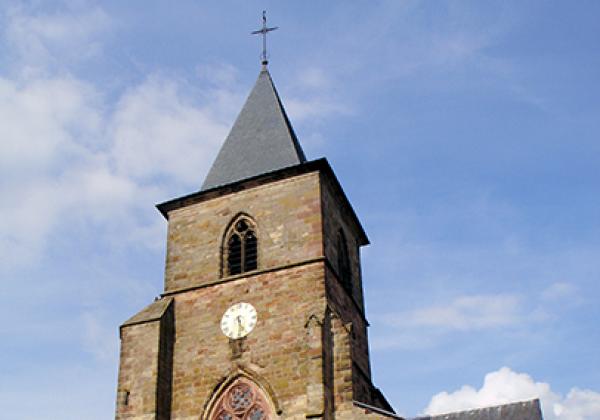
[251, 11, 278, 67]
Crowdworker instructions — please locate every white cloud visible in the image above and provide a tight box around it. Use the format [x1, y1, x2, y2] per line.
[0, 4, 250, 269]
[3, 4, 111, 73]
[413, 294, 520, 330]
[377, 294, 523, 332]
[542, 282, 579, 302]
[0, 76, 101, 172]
[196, 62, 240, 88]
[0, 75, 103, 267]
[286, 96, 351, 123]
[556, 388, 600, 420]
[0, 5, 351, 272]
[111, 75, 227, 185]
[0, 72, 235, 269]
[280, 64, 353, 124]
[370, 293, 532, 351]
[296, 67, 331, 90]
[424, 367, 600, 420]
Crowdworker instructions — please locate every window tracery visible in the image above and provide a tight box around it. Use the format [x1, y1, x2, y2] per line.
[210, 378, 272, 420]
[224, 216, 258, 276]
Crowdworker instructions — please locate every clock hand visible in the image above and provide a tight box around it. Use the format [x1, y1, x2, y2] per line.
[236, 315, 244, 336]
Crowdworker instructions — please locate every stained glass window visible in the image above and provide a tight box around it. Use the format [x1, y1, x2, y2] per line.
[210, 378, 272, 420]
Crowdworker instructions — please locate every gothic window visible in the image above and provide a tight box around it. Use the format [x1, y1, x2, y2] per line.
[210, 378, 273, 420]
[337, 230, 352, 295]
[225, 217, 258, 276]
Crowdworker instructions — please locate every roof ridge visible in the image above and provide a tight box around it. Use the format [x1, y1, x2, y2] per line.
[264, 69, 306, 162]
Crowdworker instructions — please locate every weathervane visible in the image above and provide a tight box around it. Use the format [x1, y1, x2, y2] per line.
[251, 10, 278, 66]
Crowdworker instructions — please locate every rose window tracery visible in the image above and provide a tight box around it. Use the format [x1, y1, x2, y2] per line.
[210, 378, 271, 420]
[248, 406, 266, 420]
[229, 384, 253, 413]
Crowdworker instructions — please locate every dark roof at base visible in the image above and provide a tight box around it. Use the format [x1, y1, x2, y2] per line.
[413, 399, 543, 420]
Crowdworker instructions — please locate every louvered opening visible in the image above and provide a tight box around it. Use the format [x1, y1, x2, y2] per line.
[244, 231, 258, 272]
[225, 217, 258, 276]
[228, 234, 242, 275]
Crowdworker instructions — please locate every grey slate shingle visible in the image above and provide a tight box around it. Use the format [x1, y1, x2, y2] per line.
[201, 67, 306, 190]
[412, 399, 543, 420]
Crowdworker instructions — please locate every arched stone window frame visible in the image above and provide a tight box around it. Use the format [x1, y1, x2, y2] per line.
[337, 229, 352, 296]
[202, 370, 280, 420]
[221, 214, 259, 277]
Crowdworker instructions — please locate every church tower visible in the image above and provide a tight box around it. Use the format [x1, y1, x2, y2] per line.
[115, 59, 396, 419]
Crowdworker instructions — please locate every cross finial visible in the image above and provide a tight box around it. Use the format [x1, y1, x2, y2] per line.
[251, 10, 278, 67]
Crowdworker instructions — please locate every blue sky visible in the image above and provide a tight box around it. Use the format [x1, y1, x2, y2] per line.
[1, 1, 599, 419]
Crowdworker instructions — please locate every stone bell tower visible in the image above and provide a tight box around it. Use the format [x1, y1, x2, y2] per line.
[115, 61, 396, 419]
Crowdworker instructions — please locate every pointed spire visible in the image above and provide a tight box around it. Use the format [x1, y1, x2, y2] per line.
[201, 68, 306, 190]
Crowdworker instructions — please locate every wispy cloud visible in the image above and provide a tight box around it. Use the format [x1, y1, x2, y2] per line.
[370, 293, 531, 351]
[0, 71, 237, 269]
[3, 4, 111, 75]
[110, 75, 228, 184]
[0, 6, 242, 270]
[378, 294, 523, 331]
[370, 281, 587, 351]
[283, 64, 354, 124]
[541, 282, 579, 302]
[286, 96, 351, 123]
[295, 67, 332, 90]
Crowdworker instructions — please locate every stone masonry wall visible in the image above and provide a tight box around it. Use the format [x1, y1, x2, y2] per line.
[116, 167, 395, 419]
[319, 172, 375, 405]
[169, 262, 327, 419]
[156, 303, 174, 420]
[164, 172, 322, 293]
[325, 267, 373, 406]
[116, 322, 161, 420]
[319, 172, 366, 313]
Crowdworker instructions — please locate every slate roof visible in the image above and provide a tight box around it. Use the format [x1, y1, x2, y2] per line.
[201, 67, 306, 190]
[412, 399, 543, 420]
[121, 297, 173, 328]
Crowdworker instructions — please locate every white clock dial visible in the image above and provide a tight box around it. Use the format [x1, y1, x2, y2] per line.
[220, 302, 257, 339]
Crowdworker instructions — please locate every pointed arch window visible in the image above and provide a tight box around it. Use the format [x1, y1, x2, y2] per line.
[225, 217, 258, 276]
[209, 377, 273, 420]
[337, 230, 352, 295]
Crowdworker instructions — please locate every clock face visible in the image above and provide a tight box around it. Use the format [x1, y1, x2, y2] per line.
[221, 302, 257, 339]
